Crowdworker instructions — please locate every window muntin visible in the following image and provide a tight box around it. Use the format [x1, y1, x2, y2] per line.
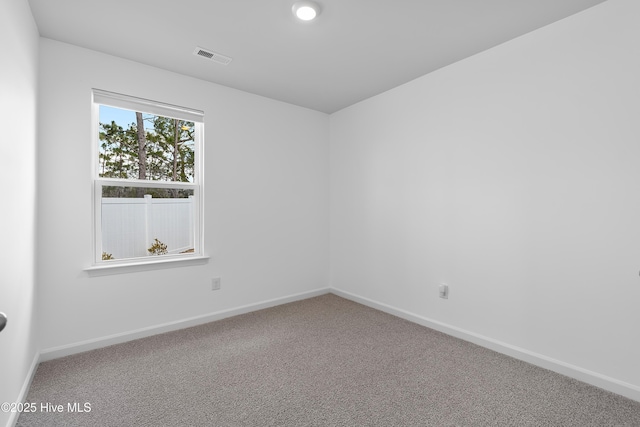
[92, 90, 203, 265]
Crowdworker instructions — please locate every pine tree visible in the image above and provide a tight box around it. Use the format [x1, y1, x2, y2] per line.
[99, 112, 195, 198]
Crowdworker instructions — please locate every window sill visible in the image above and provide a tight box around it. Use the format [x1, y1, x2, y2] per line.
[84, 255, 210, 277]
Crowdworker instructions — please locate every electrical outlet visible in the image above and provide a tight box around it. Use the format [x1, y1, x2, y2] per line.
[211, 278, 221, 291]
[439, 284, 449, 299]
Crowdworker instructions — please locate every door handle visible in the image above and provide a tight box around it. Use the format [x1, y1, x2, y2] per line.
[0, 312, 6, 333]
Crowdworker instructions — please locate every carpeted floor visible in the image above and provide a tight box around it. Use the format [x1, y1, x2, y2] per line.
[16, 294, 640, 426]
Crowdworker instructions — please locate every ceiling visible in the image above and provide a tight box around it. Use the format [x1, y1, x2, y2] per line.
[28, 0, 607, 114]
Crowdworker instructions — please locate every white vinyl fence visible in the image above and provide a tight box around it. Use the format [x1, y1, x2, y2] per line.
[101, 195, 194, 260]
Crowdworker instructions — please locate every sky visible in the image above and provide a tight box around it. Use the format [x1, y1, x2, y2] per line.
[99, 105, 137, 127]
[98, 105, 193, 132]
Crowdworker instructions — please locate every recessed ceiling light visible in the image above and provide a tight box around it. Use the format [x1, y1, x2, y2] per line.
[292, 1, 320, 21]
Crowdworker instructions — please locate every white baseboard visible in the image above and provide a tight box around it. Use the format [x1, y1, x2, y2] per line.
[40, 287, 330, 362]
[7, 352, 40, 427]
[330, 287, 640, 403]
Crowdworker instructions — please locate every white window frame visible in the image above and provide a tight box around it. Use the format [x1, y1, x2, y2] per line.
[87, 89, 207, 273]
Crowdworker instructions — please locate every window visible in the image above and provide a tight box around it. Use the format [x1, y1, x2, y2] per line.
[91, 89, 204, 267]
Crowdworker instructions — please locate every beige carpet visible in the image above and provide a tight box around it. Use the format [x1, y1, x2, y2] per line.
[17, 294, 640, 426]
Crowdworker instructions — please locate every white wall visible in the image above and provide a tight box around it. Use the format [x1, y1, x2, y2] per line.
[0, 0, 40, 425]
[10, 0, 640, 415]
[330, 0, 640, 397]
[37, 39, 329, 351]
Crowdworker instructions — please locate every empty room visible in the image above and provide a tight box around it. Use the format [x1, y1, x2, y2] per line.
[1, 0, 640, 425]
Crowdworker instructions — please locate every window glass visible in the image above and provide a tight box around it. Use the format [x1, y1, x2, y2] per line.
[92, 91, 203, 265]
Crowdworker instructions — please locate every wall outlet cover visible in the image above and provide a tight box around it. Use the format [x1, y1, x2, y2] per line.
[439, 284, 448, 299]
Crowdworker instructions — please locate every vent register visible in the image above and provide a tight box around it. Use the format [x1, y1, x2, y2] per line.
[193, 47, 232, 65]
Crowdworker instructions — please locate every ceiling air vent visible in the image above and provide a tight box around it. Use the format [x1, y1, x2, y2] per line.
[193, 47, 232, 65]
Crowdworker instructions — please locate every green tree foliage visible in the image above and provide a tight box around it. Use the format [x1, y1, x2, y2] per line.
[99, 112, 195, 197]
[99, 121, 135, 179]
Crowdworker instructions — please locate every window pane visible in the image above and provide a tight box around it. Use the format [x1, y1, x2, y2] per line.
[98, 105, 195, 183]
[100, 187, 195, 261]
